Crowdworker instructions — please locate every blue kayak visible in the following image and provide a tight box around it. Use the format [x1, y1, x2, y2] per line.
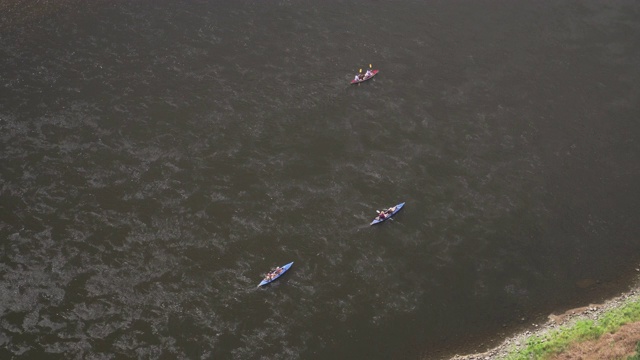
[370, 202, 405, 225]
[258, 262, 294, 287]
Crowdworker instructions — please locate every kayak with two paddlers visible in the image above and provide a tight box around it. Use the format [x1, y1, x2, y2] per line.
[370, 202, 405, 225]
[351, 68, 378, 84]
[257, 262, 294, 287]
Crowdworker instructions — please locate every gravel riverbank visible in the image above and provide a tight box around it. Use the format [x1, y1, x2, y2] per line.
[449, 278, 640, 360]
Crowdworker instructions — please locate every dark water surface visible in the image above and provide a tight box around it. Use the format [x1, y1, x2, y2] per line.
[2, 1, 640, 359]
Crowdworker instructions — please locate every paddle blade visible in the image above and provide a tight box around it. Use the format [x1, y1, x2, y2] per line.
[369, 64, 372, 68]
[359, 68, 362, 73]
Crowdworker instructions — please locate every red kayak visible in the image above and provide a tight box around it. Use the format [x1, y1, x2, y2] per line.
[351, 69, 379, 84]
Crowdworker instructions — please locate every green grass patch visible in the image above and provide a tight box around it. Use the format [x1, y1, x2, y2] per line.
[504, 297, 640, 360]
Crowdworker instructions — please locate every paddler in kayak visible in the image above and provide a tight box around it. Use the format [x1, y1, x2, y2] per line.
[364, 69, 373, 77]
[265, 266, 283, 281]
[376, 206, 396, 220]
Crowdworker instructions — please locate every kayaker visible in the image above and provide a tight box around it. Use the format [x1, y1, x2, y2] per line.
[268, 267, 282, 278]
[354, 75, 360, 82]
[365, 70, 373, 77]
[377, 210, 387, 220]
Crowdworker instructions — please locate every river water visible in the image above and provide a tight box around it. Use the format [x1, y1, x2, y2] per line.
[1, 1, 640, 359]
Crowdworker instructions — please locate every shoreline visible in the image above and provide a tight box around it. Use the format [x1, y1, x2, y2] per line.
[448, 272, 640, 360]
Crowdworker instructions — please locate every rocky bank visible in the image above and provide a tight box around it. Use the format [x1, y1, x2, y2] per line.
[450, 282, 640, 360]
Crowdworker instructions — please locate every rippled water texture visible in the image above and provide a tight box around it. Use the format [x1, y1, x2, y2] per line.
[1, 1, 640, 359]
